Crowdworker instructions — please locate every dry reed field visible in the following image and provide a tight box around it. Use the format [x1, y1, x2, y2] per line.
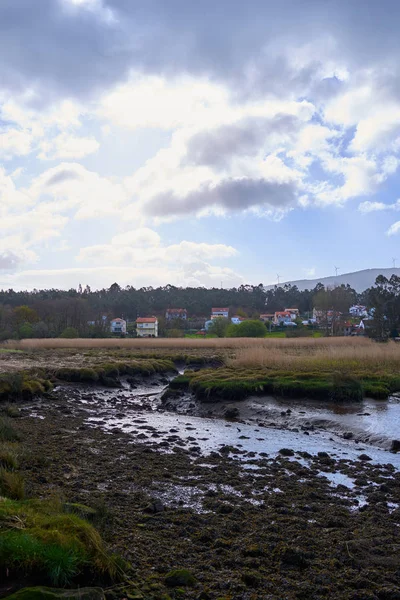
[3, 336, 400, 375]
[228, 337, 400, 374]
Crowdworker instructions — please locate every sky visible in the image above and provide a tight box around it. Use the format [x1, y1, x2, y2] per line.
[1, 0, 400, 291]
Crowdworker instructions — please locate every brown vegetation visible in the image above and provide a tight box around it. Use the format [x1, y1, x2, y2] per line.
[228, 337, 400, 375]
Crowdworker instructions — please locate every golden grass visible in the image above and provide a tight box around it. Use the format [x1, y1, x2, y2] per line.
[227, 338, 400, 375]
[3, 337, 400, 376]
[0, 336, 376, 350]
[3, 337, 248, 350]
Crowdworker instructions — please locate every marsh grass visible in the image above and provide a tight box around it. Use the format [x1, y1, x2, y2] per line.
[0, 443, 19, 470]
[227, 338, 400, 376]
[0, 468, 25, 499]
[0, 417, 20, 442]
[0, 496, 121, 585]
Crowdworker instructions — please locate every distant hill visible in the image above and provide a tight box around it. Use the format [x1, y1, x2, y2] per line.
[265, 268, 400, 293]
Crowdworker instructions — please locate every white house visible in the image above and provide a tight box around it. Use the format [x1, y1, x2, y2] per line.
[231, 315, 245, 325]
[274, 311, 293, 325]
[349, 305, 368, 317]
[136, 317, 158, 338]
[284, 308, 300, 321]
[211, 307, 229, 319]
[165, 308, 188, 320]
[110, 318, 127, 334]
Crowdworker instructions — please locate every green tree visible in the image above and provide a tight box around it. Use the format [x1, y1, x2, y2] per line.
[13, 305, 39, 326]
[227, 320, 267, 337]
[59, 327, 79, 338]
[18, 323, 33, 339]
[209, 318, 230, 338]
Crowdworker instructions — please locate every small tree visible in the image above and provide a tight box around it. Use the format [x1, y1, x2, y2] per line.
[59, 327, 79, 339]
[18, 323, 33, 339]
[209, 318, 230, 338]
[227, 320, 267, 338]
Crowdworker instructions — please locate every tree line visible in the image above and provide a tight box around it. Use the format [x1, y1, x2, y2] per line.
[0, 275, 398, 339]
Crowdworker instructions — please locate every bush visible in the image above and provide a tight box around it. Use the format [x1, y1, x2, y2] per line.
[59, 328, 79, 339]
[0, 497, 120, 585]
[0, 445, 18, 470]
[226, 320, 267, 338]
[0, 418, 20, 443]
[0, 468, 25, 499]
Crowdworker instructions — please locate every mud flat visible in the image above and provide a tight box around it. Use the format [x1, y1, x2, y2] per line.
[6, 376, 400, 600]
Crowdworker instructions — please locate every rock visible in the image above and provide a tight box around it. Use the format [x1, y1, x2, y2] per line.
[279, 448, 294, 457]
[144, 499, 165, 513]
[390, 439, 400, 453]
[343, 432, 353, 440]
[317, 452, 330, 458]
[358, 453, 372, 461]
[224, 407, 240, 419]
[165, 568, 196, 587]
[4, 588, 105, 600]
[279, 546, 310, 569]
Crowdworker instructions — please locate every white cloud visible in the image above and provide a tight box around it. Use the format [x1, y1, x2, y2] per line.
[0, 263, 243, 291]
[77, 230, 238, 266]
[38, 133, 99, 160]
[0, 128, 33, 160]
[111, 228, 161, 247]
[387, 221, 400, 236]
[358, 199, 400, 213]
[28, 162, 129, 219]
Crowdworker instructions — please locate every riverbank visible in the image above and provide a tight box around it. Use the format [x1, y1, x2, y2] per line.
[2, 377, 399, 599]
[1, 342, 400, 598]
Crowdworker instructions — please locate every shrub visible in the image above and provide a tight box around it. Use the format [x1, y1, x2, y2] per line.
[59, 327, 79, 339]
[0, 468, 25, 499]
[0, 445, 18, 470]
[226, 320, 267, 338]
[0, 497, 120, 585]
[0, 418, 20, 443]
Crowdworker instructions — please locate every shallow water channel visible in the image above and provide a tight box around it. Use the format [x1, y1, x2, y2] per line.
[51, 377, 400, 470]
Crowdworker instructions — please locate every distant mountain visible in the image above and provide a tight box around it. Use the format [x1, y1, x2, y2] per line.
[265, 268, 400, 293]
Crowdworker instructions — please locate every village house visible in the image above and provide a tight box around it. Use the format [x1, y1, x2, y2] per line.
[211, 307, 229, 319]
[349, 305, 368, 317]
[312, 308, 341, 323]
[165, 308, 188, 320]
[136, 317, 158, 338]
[110, 318, 127, 334]
[284, 308, 300, 320]
[259, 313, 275, 322]
[231, 315, 245, 325]
[273, 311, 293, 325]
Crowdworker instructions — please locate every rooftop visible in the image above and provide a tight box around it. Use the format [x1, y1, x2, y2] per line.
[136, 317, 157, 323]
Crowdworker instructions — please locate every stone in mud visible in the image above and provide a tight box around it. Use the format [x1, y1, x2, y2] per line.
[3, 588, 105, 600]
[279, 448, 294, 456]
[165, 568, 196, 587]
[358, 454, 372, 461]
[224, 407, 240, 419]
[279, 546, 310, 569]
[390, 439, 400, 453]
[144, 499, 165, 513]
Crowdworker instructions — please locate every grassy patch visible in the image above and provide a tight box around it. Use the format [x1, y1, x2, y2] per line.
[0, 372, 53, 402]
[0, 417, 20, 442]
[0, 497, 120, 586]
[53, 359, 176, 384]
[0, 468, 25, 499]
[168, 367, 400, 402]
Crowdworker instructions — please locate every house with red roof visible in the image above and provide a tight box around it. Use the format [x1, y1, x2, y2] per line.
[136, 316, 158, 338]
[165, 308, 188, 320]
[110, 317, 127, 334]
[211, 307, 229, 319]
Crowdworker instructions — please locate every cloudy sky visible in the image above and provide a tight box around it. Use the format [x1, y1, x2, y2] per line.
[1, 0, 400, 291]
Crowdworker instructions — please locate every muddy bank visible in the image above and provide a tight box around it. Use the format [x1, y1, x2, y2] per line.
[6, 380, 400, 599]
